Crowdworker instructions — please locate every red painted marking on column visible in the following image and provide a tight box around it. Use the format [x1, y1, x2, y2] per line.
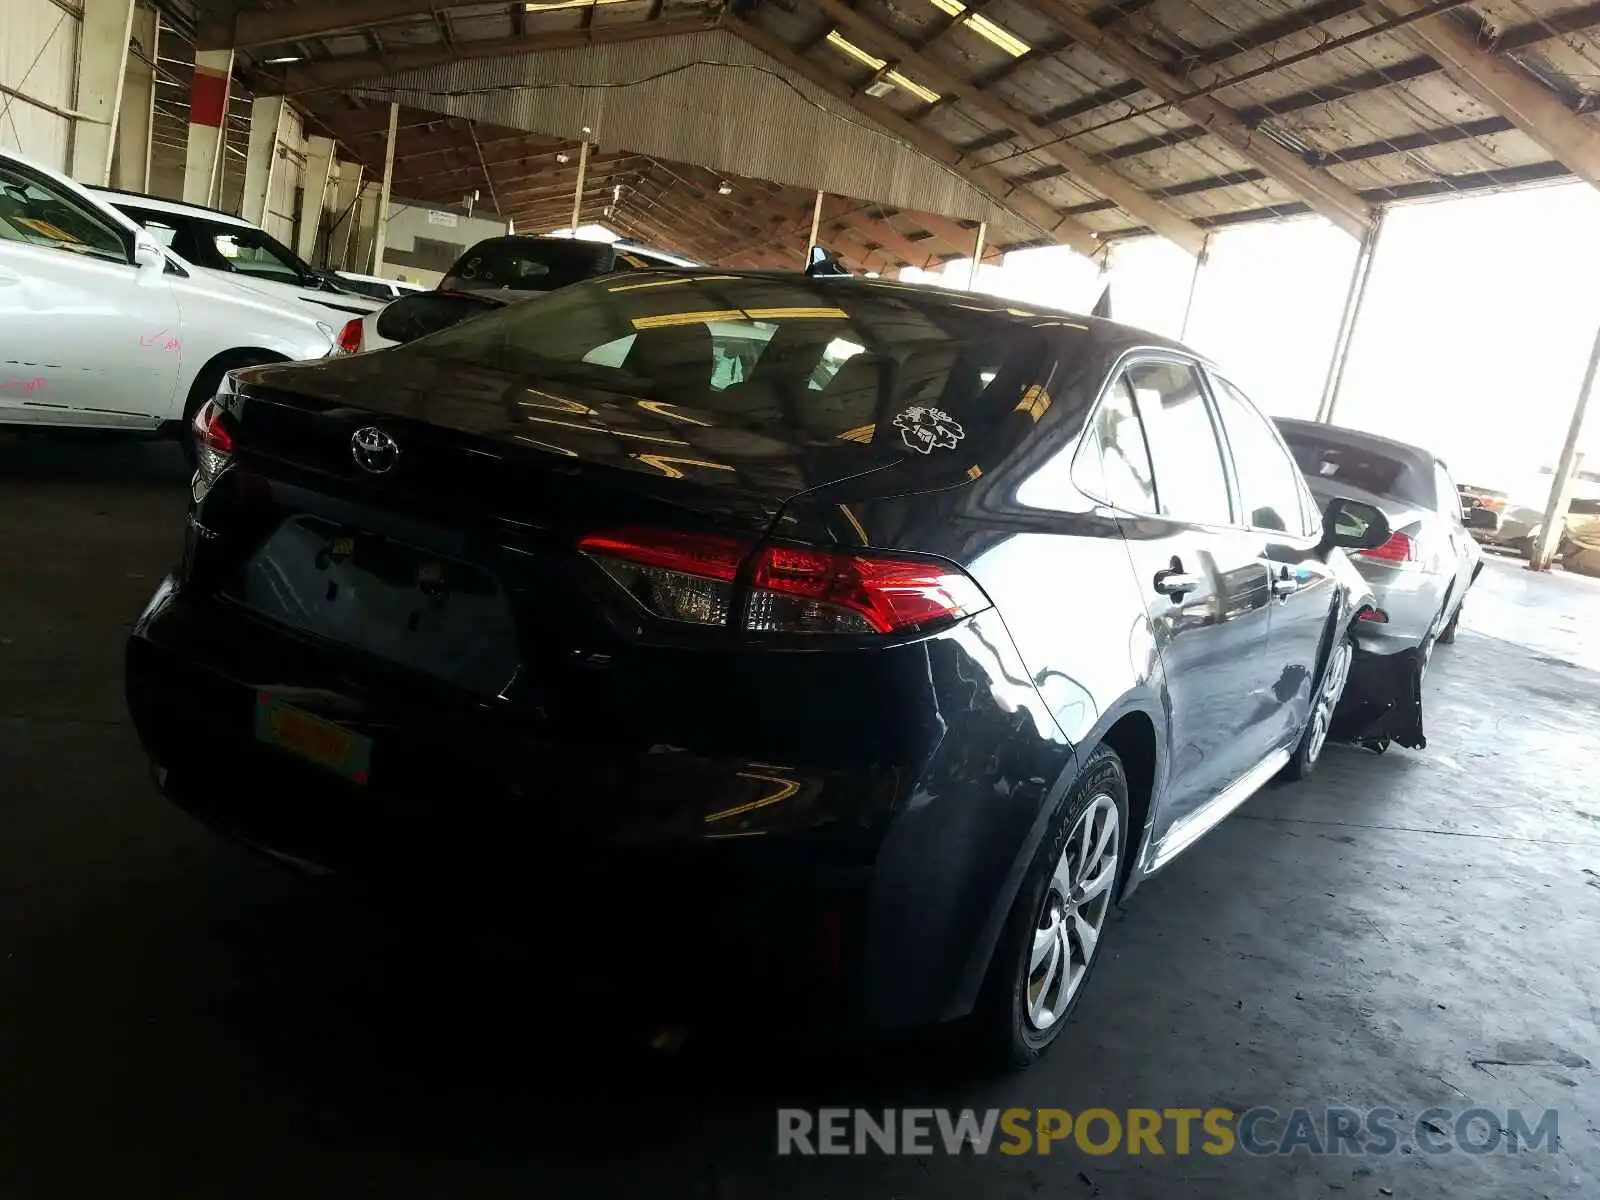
[190, 69, 229, 128]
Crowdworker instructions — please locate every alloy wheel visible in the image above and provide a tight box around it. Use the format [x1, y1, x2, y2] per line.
[1025, 793, 1120, 1032]
[1305, 639, 1353, 765]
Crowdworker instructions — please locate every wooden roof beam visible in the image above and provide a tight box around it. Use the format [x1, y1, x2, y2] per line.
[1024, 0, 1374, 237]
[727, 15, 1103, 257]
[212, 0, 502, 51]
[819, 202, 938, 269]
[278, 15, 719, 92]
[898, 209, 1002, 260]
[1372, 0, 1600, 188]
[808, 0, 1208, 255]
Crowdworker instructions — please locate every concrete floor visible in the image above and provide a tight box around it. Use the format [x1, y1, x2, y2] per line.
[1, 436, 1596, 1200]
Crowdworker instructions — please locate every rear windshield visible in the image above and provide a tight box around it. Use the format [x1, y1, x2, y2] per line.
[406, 273, 1060, 459]
[441, 237, 612, 294]
[1280, 430, 1435, 509]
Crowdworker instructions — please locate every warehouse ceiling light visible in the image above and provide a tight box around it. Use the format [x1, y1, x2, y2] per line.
[824, 31, 941, 104]
[523, 0, 630, 10]
[924, 0, 1030, 58]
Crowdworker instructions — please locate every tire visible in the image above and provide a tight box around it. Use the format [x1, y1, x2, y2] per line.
[1281, 629, 1354, 781]
[966, 743, 1129, 1071]
[1437, 599, 1461, 644]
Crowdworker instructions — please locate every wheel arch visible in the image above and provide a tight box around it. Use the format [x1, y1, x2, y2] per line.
[932, 690, 1167, 1023]
[179, 347, 289, 423]
[1098, 709, 1157, 901]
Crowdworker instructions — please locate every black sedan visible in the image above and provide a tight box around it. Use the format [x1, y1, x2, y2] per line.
[126, 271, 1389, 1069]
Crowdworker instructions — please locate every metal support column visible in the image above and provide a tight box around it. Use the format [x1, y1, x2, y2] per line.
[1530, 318, 1600, 571]
[112, 2, 158, 191]
[182, 49, 233, 206]
[370, 102, 399, 274]
[570, 141, 590, 231]
[1178, 234, 1210, 342]
[1316, 212, 1386, 423]
[967, 221, 988, 290]
[70, 0, 137, 186]
[327, 160, 365, 271]
[296, 135, 336, 263]
[238, 95, 284, 228]
[806, 189, 825, 262]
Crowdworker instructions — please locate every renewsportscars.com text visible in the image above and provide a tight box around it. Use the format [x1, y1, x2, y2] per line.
[776, 1107, 1560, 1157]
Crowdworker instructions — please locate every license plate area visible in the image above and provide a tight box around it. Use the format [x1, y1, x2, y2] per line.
[254, 693, 373, 783]
[230, 516, 520, 695]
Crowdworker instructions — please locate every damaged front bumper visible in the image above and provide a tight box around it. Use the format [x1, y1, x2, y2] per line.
[1330, 645, 1426, 750]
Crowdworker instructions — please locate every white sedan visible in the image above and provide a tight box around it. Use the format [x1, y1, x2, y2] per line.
[0, 149, 336, 438]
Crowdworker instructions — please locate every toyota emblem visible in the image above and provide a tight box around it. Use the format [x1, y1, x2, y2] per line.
[351, 426, 399, 475]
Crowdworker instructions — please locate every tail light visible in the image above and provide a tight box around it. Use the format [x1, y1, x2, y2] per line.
[1358, 530, 1415, 564]
[334, 318, 363, 355]
[192, 397, 234, 496]
[577, 527, 988, 635]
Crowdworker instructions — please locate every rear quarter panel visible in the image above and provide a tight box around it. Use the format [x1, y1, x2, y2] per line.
[790, 337, 1165, 1022]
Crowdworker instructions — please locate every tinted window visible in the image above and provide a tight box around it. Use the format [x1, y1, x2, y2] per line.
[442, 237, 614, 294]
[204, 224, 305, 283]
[411, 275, 1053, 454]
[1279, 429, 1435, 508]
[1211, 376, 1313, 535]
[1064, 375, 1158, 514]
[1126, 360, 1232, 526]
[114, 205, 204, 261]
[0, 164, 128, 263]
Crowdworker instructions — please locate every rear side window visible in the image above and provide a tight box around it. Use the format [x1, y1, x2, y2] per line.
[1126, 360, 1233, 526]
[1065, 375, 1158, 514]
[1210, 376, 1316, 536]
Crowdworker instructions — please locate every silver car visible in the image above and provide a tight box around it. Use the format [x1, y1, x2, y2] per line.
[1275, 420, 1482, 748]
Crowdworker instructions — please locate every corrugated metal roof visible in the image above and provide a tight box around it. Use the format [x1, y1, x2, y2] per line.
[349, 29, 1040, 239]
[196, 0, 1600, 263]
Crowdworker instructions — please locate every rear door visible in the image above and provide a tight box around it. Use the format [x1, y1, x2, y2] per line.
[1112, 358, 1275, 838]
[1207, 373, 1338, 751]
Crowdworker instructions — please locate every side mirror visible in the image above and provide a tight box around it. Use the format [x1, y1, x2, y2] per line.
[133, 238, 165, 276]
[1320, 496, 1392, 553]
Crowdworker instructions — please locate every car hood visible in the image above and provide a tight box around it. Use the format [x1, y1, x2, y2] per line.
[217, 272, 382, 319]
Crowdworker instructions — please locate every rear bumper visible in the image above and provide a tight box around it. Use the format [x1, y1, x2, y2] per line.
[1349, 561, 1446, 649]
[126, 576, 1069, 1030]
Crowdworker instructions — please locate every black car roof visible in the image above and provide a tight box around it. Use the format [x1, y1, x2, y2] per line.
[599, 267, 1200, 358]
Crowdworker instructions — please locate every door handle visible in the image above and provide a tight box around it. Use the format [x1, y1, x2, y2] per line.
[1153, 557, 1199, 600]
[1272, 573, 1298, 599]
